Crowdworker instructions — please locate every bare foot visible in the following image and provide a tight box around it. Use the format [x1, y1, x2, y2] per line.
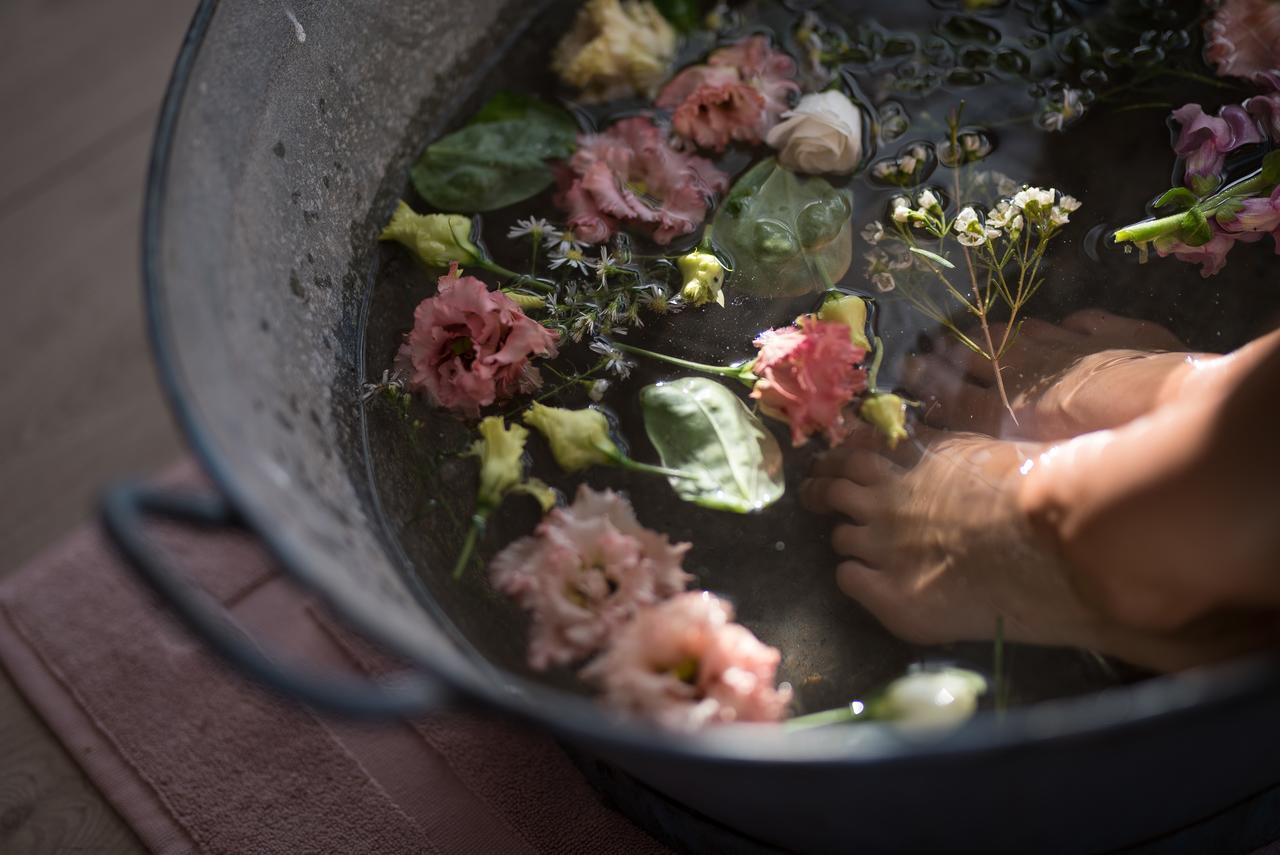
[802, 423, 1279, 672]
[1022, 327, 1280, 635]
[902, 309, 1197, 441]
[802, 429, 1093, 647]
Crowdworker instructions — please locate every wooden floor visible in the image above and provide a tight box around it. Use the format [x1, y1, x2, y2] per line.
[0, 0, 198, 851]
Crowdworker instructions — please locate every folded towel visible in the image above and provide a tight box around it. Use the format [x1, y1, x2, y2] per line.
[0, 460, 668, 855]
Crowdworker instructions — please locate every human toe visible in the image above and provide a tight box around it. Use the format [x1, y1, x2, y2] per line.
[835, 560, 940, 644]
[811, 447, 901, 485]
[800, 477, 878, 521]
[831, 523, 886, 566]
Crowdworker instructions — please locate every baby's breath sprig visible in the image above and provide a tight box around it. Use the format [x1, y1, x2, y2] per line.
[867, 106, 1082, 418]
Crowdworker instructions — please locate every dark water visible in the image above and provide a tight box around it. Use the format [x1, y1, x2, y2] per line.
[361, 0, 1279, 713]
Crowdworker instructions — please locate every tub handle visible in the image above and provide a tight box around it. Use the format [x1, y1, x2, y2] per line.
[101, 481, 449, 718]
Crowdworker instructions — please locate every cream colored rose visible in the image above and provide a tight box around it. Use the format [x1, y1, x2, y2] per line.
[765, 91, 864, 175]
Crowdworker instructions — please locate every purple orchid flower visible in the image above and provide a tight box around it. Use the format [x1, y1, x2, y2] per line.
[1154, 226, 1264, 278]
[1171, 103, 1264, 189]
[1222, 186, 1280, 235]
[1245, 91, 1280, 143]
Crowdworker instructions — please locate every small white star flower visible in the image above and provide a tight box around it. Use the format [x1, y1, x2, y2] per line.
[544, 228, 582, 254]
[589, 339, 634, 379]
[507, 217, 553, 240]
[548, 245, 591, 273]
[593, 247, 616, 282]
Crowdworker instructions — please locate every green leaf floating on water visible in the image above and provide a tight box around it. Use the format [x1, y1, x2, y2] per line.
[411, 92, 578, 213]
[640, 377, 784, 513]
[712, 157, 854, 298]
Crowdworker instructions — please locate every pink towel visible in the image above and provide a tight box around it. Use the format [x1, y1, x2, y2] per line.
[0, 460, 669, 855]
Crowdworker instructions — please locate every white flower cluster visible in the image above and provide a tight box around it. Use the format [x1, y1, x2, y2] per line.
[890, 188, 944, 228]
[871, 143, 931, 185]
[951, 186, 1081, 248]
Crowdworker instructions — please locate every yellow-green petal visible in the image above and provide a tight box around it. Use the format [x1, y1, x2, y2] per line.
[860, 393, 908, 449]
[470, 416, 529, 509]
[522, 402, 620, 472]
[379, 200, 481, 268]
[677, 250, 726, 308]
[816, 293, 871, 350]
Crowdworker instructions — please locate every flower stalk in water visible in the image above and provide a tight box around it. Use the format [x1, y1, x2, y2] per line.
[522, 402, 696, 480]
[785, 666, 988, 732]
[610, 341, 757, 385]
[451, 417, 556, 579]
[864, 107, 1081, 422]
[1113, 152, 1280, 247]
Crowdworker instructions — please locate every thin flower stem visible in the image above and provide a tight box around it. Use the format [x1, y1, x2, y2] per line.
[994, 614, 1008, 718]
[612, 341, 755, 381]
[867, 335, 886, 393]
[784, 703, 869, 731]
[948, 109, 1015, 421]
[612, 454, 698, 481]
[451, 509, 490, 580]
[477, 258, 555, 292]
[963, 240, 1015, 421]
[529, 240, 539, 275]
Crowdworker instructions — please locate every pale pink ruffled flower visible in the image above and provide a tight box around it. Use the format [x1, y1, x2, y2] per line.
[1155, 226, 1264, 277]
[1204, 0, 1280, 85]
[751, 318, 868, 446]
[397, 263, 559, 417]
[581, 591, 792, 730]
[656, 35, 799, 152]
[554, 116, 729, 246]
[1170, 102, 1262, 187]
[491, 485, 691, 671]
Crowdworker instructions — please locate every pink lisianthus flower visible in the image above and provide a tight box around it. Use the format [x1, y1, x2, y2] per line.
[581, 591, 792, 730]
[1204, 0, 1280, 85]
[397, 263, 559, 417]
[1170, 103, 1263, 188]
[491, 485, 692, 671]
[554, 116, 729, 246]
[1154, 225, 1264, 277]
[750, 318, 868, 446]
[656, 35, 800, 152]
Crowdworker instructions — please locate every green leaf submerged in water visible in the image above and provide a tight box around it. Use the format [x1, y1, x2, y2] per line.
[640, 377, 784, 513]
[712, 158, 854, 298]
[411, 92, 578, 212]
